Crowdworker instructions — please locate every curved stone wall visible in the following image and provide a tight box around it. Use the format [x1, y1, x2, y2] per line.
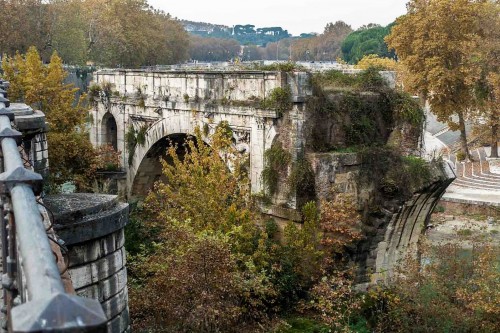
[310, 153, 456, 286]
[44, 193, 129, 333]
[370, 164, 455, 283]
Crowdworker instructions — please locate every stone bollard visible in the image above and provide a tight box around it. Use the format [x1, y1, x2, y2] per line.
[44, 193, 130, 333]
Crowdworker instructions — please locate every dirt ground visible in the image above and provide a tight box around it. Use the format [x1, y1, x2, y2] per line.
[426, 212, 500, 246]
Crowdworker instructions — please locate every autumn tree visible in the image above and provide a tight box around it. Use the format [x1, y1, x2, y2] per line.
[386, 0, 488, 160]
[291, 21, 353, 61]
[2, 47, 99, 189]
[355, 54, 398, 71]
[474, 1, 500, 157]
[130, 127, 276, 330]
[49, 0, 189, 67]
[0, 0, 189, 67]
[0, 0, 52, 61]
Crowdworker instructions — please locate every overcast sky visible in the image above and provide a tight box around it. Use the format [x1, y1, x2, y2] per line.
[149, 0, 408, 35]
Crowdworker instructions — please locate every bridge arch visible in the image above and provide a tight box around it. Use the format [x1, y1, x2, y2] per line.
[127, 115, 202, 197]
[101, 112, 118, 150]
[130, 133, 198, 196]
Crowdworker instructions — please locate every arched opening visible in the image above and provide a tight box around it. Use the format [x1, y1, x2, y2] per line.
[131, 133, 195, 197]
[101, 112, 118, 150]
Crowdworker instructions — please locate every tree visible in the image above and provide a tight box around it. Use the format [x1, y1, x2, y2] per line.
[0, 0, 190, 67]
[355, 54, 398, 71]
[474, 1, 500, 157]
[290, 21, 353, 61]
[0, 0, 52, 61]
[386, 0, 485, 160]
[130, 127, 278, 330]
[188, 35, 240, 61]
[341, 24, 394, 64]
[2, 47, 99, 189]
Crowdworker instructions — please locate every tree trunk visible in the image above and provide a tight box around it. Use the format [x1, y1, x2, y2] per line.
[491, 121, 499, 158]
[458, 112, 471, 160]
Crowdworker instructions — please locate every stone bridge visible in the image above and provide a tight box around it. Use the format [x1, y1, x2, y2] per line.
[90, 69, 310, 200]
[89, 69, 455, 283]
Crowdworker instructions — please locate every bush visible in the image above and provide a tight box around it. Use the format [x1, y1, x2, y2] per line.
[261, 86, 293, 116]
[456, 150, 466, 161]
[368, 239, 500, 332]
[95, 144, 121, 171]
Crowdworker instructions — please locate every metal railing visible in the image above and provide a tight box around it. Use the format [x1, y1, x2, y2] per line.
[0, 80, 107, 332]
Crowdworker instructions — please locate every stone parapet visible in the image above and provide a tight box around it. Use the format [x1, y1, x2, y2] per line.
[44, 193, 130, 333]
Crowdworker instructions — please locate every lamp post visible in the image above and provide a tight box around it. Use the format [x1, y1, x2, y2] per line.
[276, 40, 280, 61]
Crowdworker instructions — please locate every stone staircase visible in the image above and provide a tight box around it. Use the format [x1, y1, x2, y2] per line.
[448, 147, 500, 191]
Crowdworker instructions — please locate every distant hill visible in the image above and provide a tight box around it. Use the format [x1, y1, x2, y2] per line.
[180, 20, 292, 46]
[181, 20, 232, 34]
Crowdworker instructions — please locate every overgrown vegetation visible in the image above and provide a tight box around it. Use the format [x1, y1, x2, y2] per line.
[288, 156, 315, 205]
[261, 86, 293, 116]
[359, 146, 433, 199]
[135, 86, 146, 108]
[95, 144, 122, 171]
[127, 128, 366, 332]
[126, 125, 148, 165]
[261, 142, 291, 196]
[252, 62, 306, 72]
[364, 238, 500, 332]
[307, 68, 424, 151]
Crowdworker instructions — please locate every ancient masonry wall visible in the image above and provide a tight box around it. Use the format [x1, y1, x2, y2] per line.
[44, 193, 130, 333]
[309, 153, 456, 285]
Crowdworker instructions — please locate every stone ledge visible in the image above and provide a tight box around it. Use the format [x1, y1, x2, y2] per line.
[45, 193, 120, 223]
[56, 202, 128, 245]
[263, 205, 302, 222]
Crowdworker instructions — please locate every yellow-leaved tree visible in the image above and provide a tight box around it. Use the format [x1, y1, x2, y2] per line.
[2, 46, 99, 190]
[355, 54, 398, 71]
[385, 0, 486, 160]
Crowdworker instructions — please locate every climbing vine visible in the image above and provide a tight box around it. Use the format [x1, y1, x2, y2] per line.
[287, 156, 315, 201]
[126, 124, 148, 165]
[261, 142, 291, 196]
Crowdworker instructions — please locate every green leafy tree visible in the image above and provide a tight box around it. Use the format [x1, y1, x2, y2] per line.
[341, 23, 395, 64]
